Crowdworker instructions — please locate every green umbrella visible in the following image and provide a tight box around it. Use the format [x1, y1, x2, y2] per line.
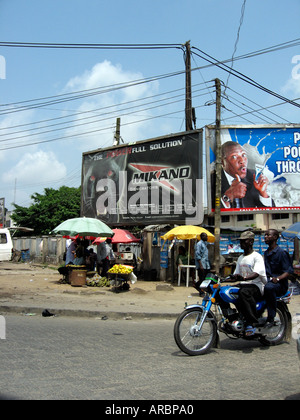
[52, 217, 113, 238]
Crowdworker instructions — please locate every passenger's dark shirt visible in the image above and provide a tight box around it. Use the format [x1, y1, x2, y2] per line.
[264, 246, 293, 290]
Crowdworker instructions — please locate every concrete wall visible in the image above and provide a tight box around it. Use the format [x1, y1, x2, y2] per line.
[12, 236, 66, 265]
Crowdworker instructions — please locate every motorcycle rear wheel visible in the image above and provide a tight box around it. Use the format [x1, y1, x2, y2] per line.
[259, 307, 287, 346]
[174, 307, 217, 356]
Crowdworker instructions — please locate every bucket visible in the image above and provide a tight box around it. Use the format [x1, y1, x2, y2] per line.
[21, 249, 30, 262]
[70, 269, 87, 287]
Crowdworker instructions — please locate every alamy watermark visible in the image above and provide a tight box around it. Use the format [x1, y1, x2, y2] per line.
[94, 172, 204, 224]
[292, 55, 300, 80]
[0, 55, 6, 79]
[292, 313, 300, 340]
[0, 315, 6, 339]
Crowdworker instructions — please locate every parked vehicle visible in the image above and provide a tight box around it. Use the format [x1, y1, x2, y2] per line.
[174, 273, 292, 356]
[0, 228, 13, 261]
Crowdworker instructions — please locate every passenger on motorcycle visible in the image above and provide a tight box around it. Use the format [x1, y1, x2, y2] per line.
[231, 231, 267, 336]
[264, 229, 293, 327]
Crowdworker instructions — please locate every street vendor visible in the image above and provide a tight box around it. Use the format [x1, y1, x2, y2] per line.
[176, 246, 189, 266]
[73, 238, 85, 265]
[65, 239, 76, 265]
[97, 238, 115, 277]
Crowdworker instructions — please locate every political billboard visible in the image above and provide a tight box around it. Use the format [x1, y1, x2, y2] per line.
[206, 125, 300, 214]
[81, 130, 203, 225]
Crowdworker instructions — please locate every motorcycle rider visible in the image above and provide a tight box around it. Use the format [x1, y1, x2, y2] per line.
[263, 229, 293, 327]
[232, 231, 267, 336]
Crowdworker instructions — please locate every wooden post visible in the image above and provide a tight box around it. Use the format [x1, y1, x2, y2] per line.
[184, 41, 193, 132]
[213, 78, 221, 274]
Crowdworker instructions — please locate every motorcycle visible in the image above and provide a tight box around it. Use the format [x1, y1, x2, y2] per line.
[174, 273, 292, 356]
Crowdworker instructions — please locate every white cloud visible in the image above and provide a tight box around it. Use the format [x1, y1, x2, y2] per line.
[0, 110, 36, 163]
[282, 77, 300, 97]
[62, 60, 159, 151]
[281, 55, 300, 97]
[2, 150, 67, 184]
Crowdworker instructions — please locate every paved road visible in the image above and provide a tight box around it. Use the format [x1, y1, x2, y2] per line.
[1, 314, 299, 401]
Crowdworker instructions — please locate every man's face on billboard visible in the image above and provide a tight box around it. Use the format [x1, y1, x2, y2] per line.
[222, 144, 248, 180]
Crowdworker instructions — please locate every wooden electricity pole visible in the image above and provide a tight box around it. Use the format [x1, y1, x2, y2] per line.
[114, 117, 121, 145]
[214, 78, 222, 274]
[184, 41, 193, 132]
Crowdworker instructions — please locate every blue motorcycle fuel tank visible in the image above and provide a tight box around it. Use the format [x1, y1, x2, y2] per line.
[219, 285, 266, 311]
[219, 286, 240, 304]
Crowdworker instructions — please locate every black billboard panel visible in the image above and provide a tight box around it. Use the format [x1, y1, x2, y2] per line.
[81, 130, 203, 225]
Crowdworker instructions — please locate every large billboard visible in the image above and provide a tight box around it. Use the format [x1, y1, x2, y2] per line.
[81, 130, 203, 225]
[206, 125, 300, 214]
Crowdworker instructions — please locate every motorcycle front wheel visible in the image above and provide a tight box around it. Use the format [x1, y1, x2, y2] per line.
[174, 307, 217, 356]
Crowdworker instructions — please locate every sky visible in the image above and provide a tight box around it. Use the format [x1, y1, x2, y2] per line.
[0, 0, 300, 212]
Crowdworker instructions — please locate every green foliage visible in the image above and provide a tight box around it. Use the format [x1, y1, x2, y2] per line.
[11, 186, 81, 235]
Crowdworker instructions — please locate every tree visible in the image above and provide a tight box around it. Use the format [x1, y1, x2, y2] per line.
[11, 186, 81, 235]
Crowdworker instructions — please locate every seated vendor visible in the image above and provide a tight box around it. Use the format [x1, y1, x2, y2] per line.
[176, 246, 189, 266]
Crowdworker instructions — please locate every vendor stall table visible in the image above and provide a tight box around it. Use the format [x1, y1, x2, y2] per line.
[177, 264, 198, 287]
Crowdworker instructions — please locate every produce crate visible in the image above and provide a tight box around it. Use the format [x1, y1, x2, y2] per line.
[69, 269, 87, 287]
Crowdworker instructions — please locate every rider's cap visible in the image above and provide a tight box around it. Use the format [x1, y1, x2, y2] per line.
[238, 231, 255, 240]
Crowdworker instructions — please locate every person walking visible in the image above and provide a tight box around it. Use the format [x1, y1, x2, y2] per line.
[194, 233, 211, 294]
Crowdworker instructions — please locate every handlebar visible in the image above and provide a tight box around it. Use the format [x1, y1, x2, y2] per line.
[223, 274, 244, 282]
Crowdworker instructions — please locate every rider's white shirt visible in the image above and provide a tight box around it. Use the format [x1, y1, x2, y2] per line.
[234, 251, 267, 294]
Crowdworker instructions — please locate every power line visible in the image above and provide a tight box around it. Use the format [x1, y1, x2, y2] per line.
[224, 86, 291, 124]
[191, 46, 300, 109]
[0, 87, 214, 145]
[0, 41, 183, 50]
[0, 69, 187, 114]
[2, 37, 299, 115]
[1, 37, 300, 152]
[224, 0, 247, 92]
[0, 83, 212, 134]
[0, 100, 214, 151]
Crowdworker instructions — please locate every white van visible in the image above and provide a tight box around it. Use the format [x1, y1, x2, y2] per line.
[0, 228, 13, 261]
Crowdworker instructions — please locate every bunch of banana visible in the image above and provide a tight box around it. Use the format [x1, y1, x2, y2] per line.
[87, 275, 110, 287]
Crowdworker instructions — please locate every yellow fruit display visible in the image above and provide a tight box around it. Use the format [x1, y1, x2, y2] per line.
[108, 264, 133, 275]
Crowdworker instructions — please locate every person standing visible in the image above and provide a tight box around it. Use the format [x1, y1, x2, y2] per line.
[195, 232, 211, 284]
[65, 239, 76, 265]
[97, 238, 115, 277]
[232, 231, 267, 336]
[263, 229, 293, 326]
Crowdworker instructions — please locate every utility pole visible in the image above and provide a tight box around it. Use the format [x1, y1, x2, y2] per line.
[184, 41, 193, 132]
[113, 117, 121, 145]
[214, 78, 221, 274]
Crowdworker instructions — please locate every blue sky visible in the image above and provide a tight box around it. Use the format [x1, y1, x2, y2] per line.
[0, 0, 300, 211]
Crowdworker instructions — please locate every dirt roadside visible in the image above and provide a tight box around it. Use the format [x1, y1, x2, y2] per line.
[0, 261, 198, 318]
[0, 261, 299, 321]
